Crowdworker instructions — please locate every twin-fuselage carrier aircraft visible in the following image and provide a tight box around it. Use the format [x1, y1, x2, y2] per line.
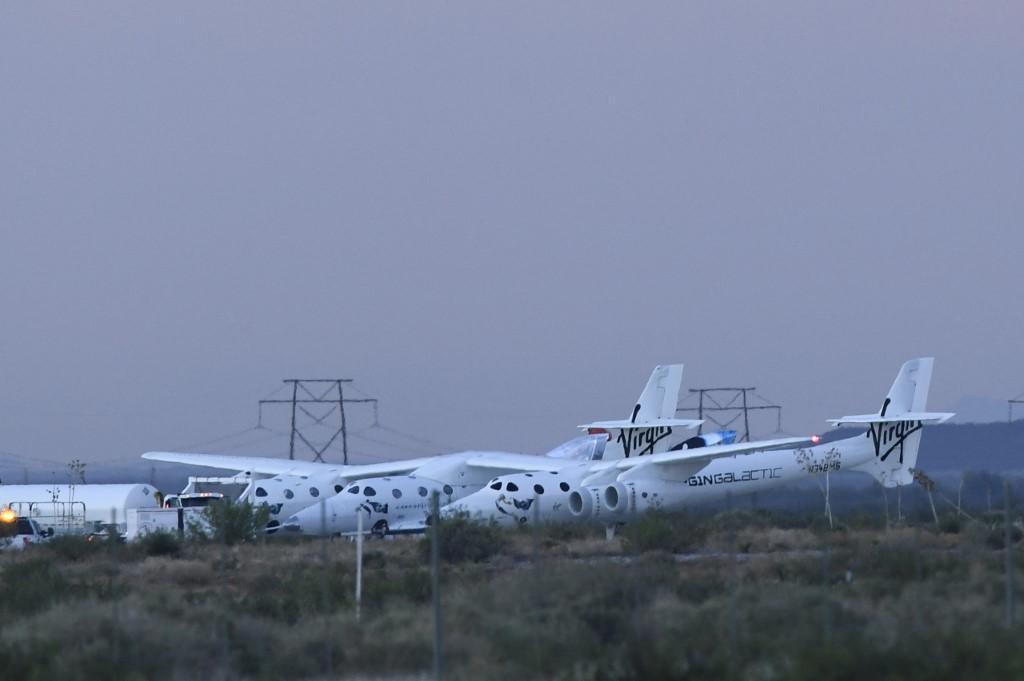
[142, 358, 949, 535]
[144, 364, 747, 534]
[444, 358, 951, 529]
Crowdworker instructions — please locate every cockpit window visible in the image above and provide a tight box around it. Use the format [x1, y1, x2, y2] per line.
[255, 487, 268, 497]
[392, 488, 402, 499]
[533, 484, 544, 495]
[559, 482, 570, 492]
[364, 486, 377, 497]
[309, 487, 320, 497]
[348, 486, 360, 494]
[284, 489, 294, 499]
[334, 484, 343, 493]
[418, 486, 428, 497]
[506, 482, 519, 492]
[490, 482, 501, 491]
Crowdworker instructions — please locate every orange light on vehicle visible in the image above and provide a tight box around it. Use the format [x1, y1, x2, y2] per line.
[810, 435, 822, 444]
[0, 508, 16, 524]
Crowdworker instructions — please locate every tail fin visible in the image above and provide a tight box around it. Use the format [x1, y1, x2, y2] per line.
[829, 358, 954, 487]
[631, 364, 685, 422]
[578, 364, 702, 459]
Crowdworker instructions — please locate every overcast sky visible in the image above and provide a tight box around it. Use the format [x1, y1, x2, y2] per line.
[1, 3, 1021, 470]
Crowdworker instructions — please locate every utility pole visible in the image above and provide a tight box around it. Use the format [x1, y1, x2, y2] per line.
[677, 388, 782, 442]
[259, 379, 378, 464]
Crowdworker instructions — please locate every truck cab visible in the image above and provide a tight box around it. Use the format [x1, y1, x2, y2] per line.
[0, 509, 52, 551]
[163, 492, 225, 509]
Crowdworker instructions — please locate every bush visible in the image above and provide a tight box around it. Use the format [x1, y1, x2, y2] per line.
[189, 500, 270, 546]
[419, 516, 506, 563]
[621, 510, 706, 554]
[0, 556, 70, 615]
[42, 533, 108, 561]
[138, 530, 182, 557]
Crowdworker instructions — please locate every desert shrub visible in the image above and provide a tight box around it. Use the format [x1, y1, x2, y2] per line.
[419, 516, 506, 563]
[189, 500, 270, 546]
[138, 530, 182, 557]
[939, 513, 964, 534]
[621, 510, 706, 554]
[41, 533, 108, 561]
[535, 521, 602, 543]
[0, 556, 70, 615]
[708, 508, 780, 533]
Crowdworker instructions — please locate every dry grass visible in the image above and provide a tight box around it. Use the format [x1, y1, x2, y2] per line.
[2, 512, 1024, 680]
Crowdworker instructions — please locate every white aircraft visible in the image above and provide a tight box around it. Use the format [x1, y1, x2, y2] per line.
[444, 358, 950, 529]
[143, 364, 700, 534]
[565, 357, 952, 525]
[442, 429, 803, 527]
[280, 364, 711, 535]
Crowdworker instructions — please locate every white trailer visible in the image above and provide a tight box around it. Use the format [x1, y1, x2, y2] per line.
[126, 507, 209, 540]
[0, 484, 161, 535]
[126, 475, 248, 541]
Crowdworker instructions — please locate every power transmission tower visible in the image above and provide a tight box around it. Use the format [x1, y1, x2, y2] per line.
[1010, 396, 1024, 423]
[676, 387, 782, 442]
[258, 379, 378, 464]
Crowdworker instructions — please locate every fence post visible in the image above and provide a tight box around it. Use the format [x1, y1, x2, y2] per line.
[431, 491, 443, 681]
[110, 507, 120, 678]
[1006, 480, 1015, 627]
[356, 510, 363, 623]
[822, 544, 832, 644]
[320, 499, 332, 677]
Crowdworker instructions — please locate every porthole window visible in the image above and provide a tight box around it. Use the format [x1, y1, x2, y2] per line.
[442, 484, 453, 496]
[533, 484, 544, 495]
[559, 482, 570, 492]
[364, 486, 377, 497]
[255, 487, 268, 498]
[506, 482, 519, 492]
[334, 484, 343, 494]
[392, 488, 402, 499]
[418, 486, 428, 497]
[284, 489, 294, 500]
[490, 482, 501, 491]
[348, 486, 360, 494]
[309, 487, 320, 498]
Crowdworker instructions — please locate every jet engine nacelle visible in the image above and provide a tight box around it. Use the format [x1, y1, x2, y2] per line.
[568, 485, 625, 522]
[567, 487, 595, 519]
[601, 482, 633, 516]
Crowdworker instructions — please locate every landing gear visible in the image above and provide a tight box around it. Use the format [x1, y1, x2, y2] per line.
[371, 519, 389, 538]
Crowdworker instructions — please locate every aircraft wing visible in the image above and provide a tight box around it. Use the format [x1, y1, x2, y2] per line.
[826, 412, 955, 426]
[612, 436, 811, 470]
[463, 452, 579, 475]
[141, 451, 436, 479]
[578, 418, 703, 430]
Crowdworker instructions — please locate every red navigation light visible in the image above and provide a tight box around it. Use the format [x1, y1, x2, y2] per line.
[588, 427, 612, 442]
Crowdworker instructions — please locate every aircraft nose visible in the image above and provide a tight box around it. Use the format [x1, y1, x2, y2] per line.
[282, 504, 331, 535]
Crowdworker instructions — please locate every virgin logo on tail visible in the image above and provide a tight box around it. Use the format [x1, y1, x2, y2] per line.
[866, 421, 922, 463]
[866, 397, 923, 463]
[618, 426, 672, 458]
